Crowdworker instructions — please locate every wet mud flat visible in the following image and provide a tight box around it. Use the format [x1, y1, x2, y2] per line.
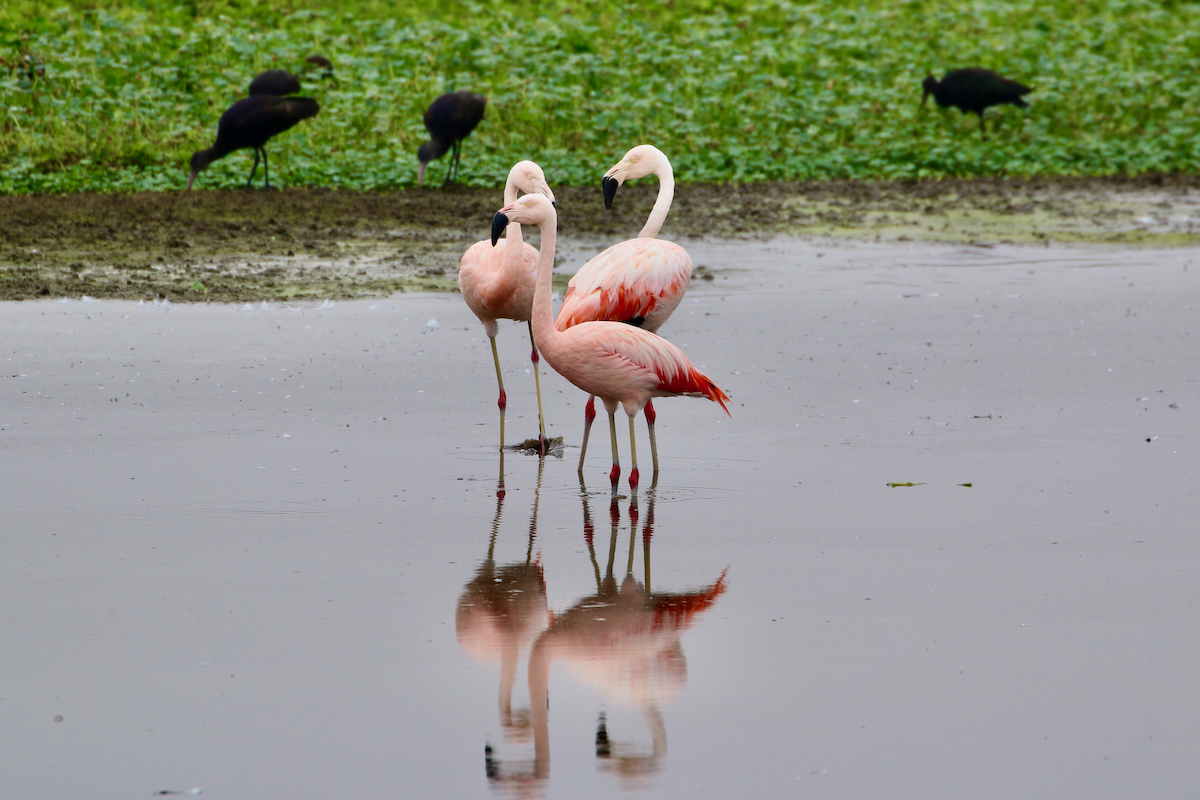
[2, 173, 1199, 301]
[1, 238, 1197, 798]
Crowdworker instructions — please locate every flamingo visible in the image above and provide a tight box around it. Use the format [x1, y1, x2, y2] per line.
[525, 487, 728, 780]
[555, 145, 692, 474]
[460, 161, 556, 453]
[491, 194, 728, 491]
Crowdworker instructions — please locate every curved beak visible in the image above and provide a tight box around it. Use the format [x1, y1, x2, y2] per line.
[491, 211, 510, 247]
[186, 170, 198, 192]
[601, 175, 619, 210]
[538, 182, 557, 206]
[417, 161, 427, 189]
[921, 88, 931, 107]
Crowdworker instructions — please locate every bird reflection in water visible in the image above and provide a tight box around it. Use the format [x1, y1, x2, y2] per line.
[475, 475, 727, 794]
[455, 452, 550, 789]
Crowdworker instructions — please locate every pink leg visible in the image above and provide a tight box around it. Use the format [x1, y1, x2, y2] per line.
[627, 413, 640, 492]
[607, 408, 620, 491]
[643, 400, 659, 474]
[578, 395, 596, 473]
[528, 322, 547, 455]
[490, 336, 506, 451]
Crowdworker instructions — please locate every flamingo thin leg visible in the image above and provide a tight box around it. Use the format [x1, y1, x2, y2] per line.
[490, 336, 506, 451]
[608, 408, 620, 490]
[578, 395, 596, 473]
[261, 148, 270, 189]
[628, 414, 640, 492]
[644, 399, 659, 474]
[528, 322, 547, 454]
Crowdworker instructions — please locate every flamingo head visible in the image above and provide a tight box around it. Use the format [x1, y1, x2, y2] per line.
[921, 75, 939, 106]
[508, 160, 556, 205]
[492, 194, 556, 246]
[601, 144, 668, 209]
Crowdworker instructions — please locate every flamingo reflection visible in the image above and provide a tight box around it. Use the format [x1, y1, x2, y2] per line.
[526, 482, 728, 787]
[456, 454, 550, 778]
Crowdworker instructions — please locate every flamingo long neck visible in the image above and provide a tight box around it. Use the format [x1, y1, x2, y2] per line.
[491, 176, 526, 297]
[638, 164, 675, 239]
[530, 214, 560, 362]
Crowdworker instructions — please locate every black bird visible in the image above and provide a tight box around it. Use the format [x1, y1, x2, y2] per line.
[187, 95, 319, 191]
[248, 68, 301, 97]
[922, 68, 1032, 138]
[417, 90, 487, 188]
[249, 56, 336, 96]
[304, 54, 336, 83]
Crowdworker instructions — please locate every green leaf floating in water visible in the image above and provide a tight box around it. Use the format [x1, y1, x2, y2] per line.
[887, 482, 925, 487]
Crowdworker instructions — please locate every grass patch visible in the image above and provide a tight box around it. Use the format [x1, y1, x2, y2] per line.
[2, 0, 1199, 194]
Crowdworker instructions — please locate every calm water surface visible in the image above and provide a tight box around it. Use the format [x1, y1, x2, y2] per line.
[2, 239, 1198, 798]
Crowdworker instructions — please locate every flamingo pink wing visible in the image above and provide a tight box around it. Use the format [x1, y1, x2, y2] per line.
[594, 324, 730, 414]
[556, 239, 691, 332]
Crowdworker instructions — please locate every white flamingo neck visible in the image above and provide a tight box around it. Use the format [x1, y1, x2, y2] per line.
[638, 167, 675, 239]
[500, 176, 524, 265]
[530, 215, 559, 359]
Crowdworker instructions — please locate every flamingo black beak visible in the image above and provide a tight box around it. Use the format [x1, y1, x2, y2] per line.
[602, 176, 619, 210]
[491, 211, 509, 247]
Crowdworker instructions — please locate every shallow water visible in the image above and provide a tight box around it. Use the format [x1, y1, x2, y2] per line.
[2, 239, 1197, 798]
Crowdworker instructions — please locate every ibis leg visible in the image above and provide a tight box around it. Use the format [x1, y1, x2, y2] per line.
[246, 149, 261, 188]
[490, 336, 506, 452]
[578, 395, 596, 473]
[261, 148, 271, 189]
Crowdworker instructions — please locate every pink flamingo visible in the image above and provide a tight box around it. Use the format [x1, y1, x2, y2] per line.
[460, 161, 556, 453]
[555, 145, 692, 474]
[492, 194, 728, 491]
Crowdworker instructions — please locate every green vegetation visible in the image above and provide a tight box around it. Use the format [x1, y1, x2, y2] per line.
[2, 0, 1198, 194]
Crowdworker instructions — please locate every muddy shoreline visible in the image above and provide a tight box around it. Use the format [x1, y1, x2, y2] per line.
[2, 174, 1199, 301]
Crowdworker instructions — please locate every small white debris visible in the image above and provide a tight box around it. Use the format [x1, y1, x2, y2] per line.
[426, 318, 440, 330]
[189, 789, 203, 796]
[82, 296, 100, 303]
[282, 434, 293, 439]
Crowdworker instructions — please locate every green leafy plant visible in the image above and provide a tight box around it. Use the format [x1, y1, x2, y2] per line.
[2, 0, 1198, 194]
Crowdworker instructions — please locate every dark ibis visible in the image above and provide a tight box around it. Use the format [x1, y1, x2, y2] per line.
[305, 54, 336, 83]
[248, 69, 301, 97]
[187, 95, 319, 191]
[922, 68, 1032, 138]
[418, 90, 487, 188]
[249, 56, 335, 96]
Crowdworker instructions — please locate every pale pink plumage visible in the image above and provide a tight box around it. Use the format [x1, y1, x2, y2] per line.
[460, 161, 555, 452]
[554, 238, 691, 334]
[459, 237, 538, 336]
[547, 321, 728, 417]
[493, 193, 727, 491]
[554, 145, 693, 474]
